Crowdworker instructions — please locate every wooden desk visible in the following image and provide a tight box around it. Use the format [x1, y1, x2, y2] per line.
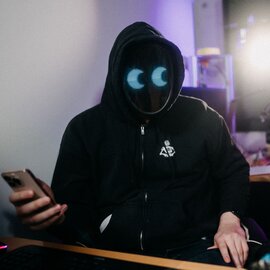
[250, 174, 270, 182]
[250, 165, 270, 182]
[0, 237, 240, 270]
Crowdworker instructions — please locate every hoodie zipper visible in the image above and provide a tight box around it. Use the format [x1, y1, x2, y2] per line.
[141, 125, 145, 171]
[140, 124, 145, 251]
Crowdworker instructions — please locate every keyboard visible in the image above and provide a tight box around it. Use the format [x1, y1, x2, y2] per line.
[0, 245, 166, 270]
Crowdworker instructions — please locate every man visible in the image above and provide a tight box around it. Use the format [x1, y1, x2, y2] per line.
[9, 22, 250, 267]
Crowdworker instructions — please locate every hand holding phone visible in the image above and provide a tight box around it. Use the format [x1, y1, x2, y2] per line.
[1, 169, 67, 230]
[1, 169, 56, 207]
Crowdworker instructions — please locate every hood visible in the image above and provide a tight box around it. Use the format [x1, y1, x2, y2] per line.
[101, 21, 185, 122]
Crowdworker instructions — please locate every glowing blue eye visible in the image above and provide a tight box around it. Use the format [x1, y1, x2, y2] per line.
[126, 68, 144, 90]
[151, 66, 167, 87]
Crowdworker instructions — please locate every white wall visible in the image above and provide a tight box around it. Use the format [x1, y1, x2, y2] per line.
[0, 0, 194, 237]
[193, 0, 224, 53]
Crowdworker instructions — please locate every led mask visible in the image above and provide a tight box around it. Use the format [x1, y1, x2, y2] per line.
[121, 43, 174, 116]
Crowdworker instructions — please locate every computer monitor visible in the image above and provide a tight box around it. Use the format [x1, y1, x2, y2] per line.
[235, 91, 270, 132]
[181, 86, 228, 122]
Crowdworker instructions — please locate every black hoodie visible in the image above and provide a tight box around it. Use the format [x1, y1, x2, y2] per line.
[51, 22, 250, 253]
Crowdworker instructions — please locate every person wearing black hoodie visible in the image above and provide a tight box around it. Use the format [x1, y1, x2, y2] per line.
[9, 22, 250, 268]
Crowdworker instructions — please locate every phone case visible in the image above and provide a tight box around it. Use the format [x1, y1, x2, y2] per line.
[1, 169, 55, 205]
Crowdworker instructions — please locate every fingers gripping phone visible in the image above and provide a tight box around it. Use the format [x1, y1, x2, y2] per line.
[1, 169, 56, 206]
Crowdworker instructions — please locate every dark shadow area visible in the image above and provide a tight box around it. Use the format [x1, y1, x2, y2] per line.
[249, 182, 270, 239]
[3, 210, 61, 242]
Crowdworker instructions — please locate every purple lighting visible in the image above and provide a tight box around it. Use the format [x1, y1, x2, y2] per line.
[153, 0, 194, 56]
[152, 0, 194, 86]
[0, 244, 7, 250]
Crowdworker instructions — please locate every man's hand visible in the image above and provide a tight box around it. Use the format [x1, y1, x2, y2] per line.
[208, 211, 248, 268]
[9, 179, 68, 230]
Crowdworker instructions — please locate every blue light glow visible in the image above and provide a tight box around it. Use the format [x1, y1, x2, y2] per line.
[151, 66, 167, 87]
[127, 68, 144, 90]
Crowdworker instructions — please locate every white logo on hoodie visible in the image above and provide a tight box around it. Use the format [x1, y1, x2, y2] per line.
[159, 140, 175, 157]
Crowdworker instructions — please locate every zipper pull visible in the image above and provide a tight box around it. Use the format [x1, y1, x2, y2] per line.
[141, 125, 145, 135]
[144, 192, 148, 202]
[140, 231, 144, 251]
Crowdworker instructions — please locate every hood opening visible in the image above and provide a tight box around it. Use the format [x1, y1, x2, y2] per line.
[101, 21, 185, 123]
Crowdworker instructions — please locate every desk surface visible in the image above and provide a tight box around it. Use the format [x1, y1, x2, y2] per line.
[250, 165, 270, 182]
[0, 237, 241, 270]
[250, 174, 270, 182]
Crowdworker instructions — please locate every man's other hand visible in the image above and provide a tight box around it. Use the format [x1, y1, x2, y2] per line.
[208, 211, 248, 268]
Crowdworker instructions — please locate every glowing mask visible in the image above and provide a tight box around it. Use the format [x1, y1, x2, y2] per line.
[127, 66, 168, 90]
[121, 43, 173, 115]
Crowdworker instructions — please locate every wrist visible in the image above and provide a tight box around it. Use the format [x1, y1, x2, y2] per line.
[220, 211, 241, 225]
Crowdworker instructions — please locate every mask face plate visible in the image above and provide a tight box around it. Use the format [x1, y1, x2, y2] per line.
[121, 43, 173, 115]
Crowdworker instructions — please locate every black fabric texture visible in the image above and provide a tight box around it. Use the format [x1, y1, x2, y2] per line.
[50, 22, 250, 253]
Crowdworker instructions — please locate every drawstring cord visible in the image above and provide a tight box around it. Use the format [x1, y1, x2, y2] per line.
[242, 224, 263, 246]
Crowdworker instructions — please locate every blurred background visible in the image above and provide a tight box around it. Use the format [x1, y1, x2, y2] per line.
[0, 0, 269, 238]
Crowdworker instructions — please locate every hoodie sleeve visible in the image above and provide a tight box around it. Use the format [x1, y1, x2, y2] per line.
[49, 115, 99, 246]
[205, 108, 250, 219]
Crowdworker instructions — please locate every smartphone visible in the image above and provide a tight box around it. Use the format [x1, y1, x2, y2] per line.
[1, 169, 56, 206]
